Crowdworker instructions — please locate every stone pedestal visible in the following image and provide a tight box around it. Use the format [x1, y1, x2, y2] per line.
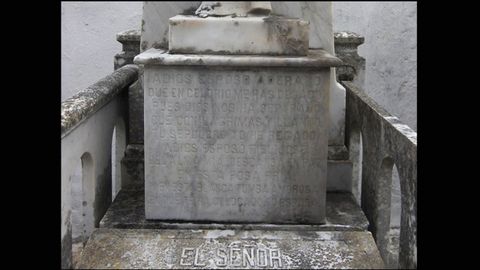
[135, 49, 341, 223]
[77, 228, 384, 269]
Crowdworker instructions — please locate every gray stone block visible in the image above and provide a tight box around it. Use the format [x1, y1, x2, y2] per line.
[120, 144, 354, 193]
[343, 81, 416, 268]
[334, 31, 365, 88]
[114, 30, 141, 70]
[77, 228, 383, 269]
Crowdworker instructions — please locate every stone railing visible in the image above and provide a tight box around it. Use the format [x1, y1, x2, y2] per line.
[342, 81, 417, 269]
[61, 65, 139, 268]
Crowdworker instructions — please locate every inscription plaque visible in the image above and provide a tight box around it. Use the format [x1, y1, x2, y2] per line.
[144, 65, 329, 223]
[77, 229, 385, 269]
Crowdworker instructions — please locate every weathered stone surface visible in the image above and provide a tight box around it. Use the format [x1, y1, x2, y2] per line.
[117, 29, 142, 43]
[134, 48, 342, 67]
[127, 71, 144, 144]
[343, 81, 416, 268]
[119, 143, 354, 193]
[271, 2, 347, 149]
[136, 50, 340, 223]
[61, 64, 139, 137]
[114, 30, 141, 70]
[121, 144, 145, 189]
[168, 15, 309, 55]
[139, 2, 333, 52]
[77, 228, 383, 269]
[334, 31, 365, 89]
[101, 190, 368, 231]
[195, 2, 272, 17]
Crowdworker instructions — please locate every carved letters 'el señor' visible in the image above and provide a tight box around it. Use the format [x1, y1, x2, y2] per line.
[179, 246, 283, 268]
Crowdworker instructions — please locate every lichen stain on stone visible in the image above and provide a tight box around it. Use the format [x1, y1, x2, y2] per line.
[152, 41, 167, 50]
[180, 6, 198, 16]
[141, 41, 148, 52]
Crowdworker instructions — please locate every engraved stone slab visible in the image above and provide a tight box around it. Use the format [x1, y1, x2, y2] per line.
[77, 228, 384, 269]
[137, 51, 341, 224]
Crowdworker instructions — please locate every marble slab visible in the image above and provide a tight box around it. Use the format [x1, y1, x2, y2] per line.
[134, 48, 342, 67]
[168, 15, 309, 55]
[77, 228, 384, 269]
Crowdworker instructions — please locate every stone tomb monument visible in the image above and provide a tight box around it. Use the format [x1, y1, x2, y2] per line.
[134, 1, 342, 224]
[76, 2, 385, 269]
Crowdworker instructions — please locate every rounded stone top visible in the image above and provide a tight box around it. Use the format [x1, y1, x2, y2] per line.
[334, 31, 365, 45]
[116, 29, 141, 42]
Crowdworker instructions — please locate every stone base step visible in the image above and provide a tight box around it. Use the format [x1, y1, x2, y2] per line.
[100, 189, 369, 231]
[77, 228, 383, 269]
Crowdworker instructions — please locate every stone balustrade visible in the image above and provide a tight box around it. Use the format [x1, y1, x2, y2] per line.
[342, 81, 417, 269]
[61, 64, 139, 268]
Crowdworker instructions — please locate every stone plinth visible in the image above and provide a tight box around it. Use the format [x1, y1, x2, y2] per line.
[100, 189, 369, 231]
[169, 15, 309, 55]
[134, 49, 341, 224]
[77, 228, 384, 269]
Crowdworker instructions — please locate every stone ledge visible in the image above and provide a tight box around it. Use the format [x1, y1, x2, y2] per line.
[77, 228, 383, 269]
[134, 48, 342, 68]
[117, 29, 141, 42]
[100, 190, 368, 231]
[61, 65, 139, 137]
